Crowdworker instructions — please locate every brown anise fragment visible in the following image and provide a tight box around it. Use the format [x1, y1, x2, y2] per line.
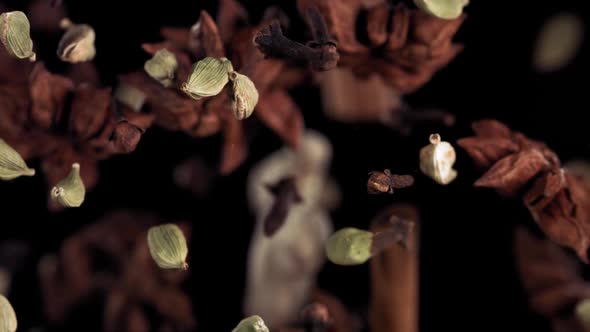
[461, 119, 590, 263]
[39, 211, 196, 331]
[515, 227, 590, 332]
[296, 1, 465, 93]
[367, 169, 414, 194]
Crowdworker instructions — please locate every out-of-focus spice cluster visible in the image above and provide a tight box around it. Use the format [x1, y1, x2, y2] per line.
[459, 120, 590, 263]
[38, 211, 196, 332]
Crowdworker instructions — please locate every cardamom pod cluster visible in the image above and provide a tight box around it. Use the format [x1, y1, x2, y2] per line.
[0, 11, 36, 61]
[0, 294, 17, 332]
[56, 18, 96, 63]
[577, 299, 590, 330]
[50, 163, 86, 207]
[232, 315, 270, 332]
[181, 57, 259, 120]
[325, 227, 373, 265]
[144, 48, 178, 87]
[147, 224, 189, 270]
[419, 134, 457, 185]
[182, 57, 233, 100]
[414, 0, 468, 20]
[0, 139, 35, 180]
[228, 71, 259, 120]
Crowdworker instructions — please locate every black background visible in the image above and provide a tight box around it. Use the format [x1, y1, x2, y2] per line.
[1, 0, 589, 331]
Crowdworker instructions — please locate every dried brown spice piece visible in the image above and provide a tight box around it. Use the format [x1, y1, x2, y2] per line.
[370, 204, 419, 332]
[456, 136, 519, 169]
[253, 6, 339, 71]
[39, 211, 196, 331]
[460, 119, 590, 262]
[367, 169, 414, 194]
[515, 227, 590, 332]
[263, 177, 303, 237]
[297, 1, 465, 93]
[29, 62, 74, 129]
[474, 149, 550, 196]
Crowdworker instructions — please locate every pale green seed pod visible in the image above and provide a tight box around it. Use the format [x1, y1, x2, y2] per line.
[147, 224, 189, 270]
[0, 11, 36, 61]
[325, 227, 373, 265]
[0, 294, 17, 332]
[181, 57, 233, 100]
[576, 298, 590, 330]
[533, 13, 584, 73]
[0, 138, 35, 180]
[228, 71, 259, 120]
[414, 0, 468, 20]
[232, 315, 270, 332]
[144, 48, 178, 87]
[50, 163, 85, 207]
[57, 18, 96, 63]
[419, 134, 457, 185]
[114, 82, 147, 112]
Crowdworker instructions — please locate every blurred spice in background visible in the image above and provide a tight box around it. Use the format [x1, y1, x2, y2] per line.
[0, 0, 589, 332]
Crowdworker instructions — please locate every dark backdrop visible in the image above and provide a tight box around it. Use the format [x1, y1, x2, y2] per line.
[1, 0, 589, 331]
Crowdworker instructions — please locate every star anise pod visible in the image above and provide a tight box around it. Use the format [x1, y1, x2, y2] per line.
[460, 119, 590, 262]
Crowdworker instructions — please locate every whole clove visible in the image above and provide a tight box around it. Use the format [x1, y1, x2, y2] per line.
[254, 6, 339, 71]
[367, 169, 414, 194]
[263, 176, 303, 236]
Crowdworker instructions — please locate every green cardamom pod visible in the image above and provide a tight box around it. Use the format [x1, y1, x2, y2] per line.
[181, 57, 233, 100]
[0, 11, 36, 61]
[0, 138, 35, 180]
[232, 315, 269, 332]
[228, 71, 259, 120]
[114, 82, 147, 112]
[419, 134, 457, 185]
[576, 299, 590, 330]
[414, 0, 468, 20]
[0, 294, 17, 332]
[50, 163, 86, 207]
[325, 227, 373, 266]
[144, 49, 178, 87]
[56, 18, 96, 63]
[147, 224, 189, 270]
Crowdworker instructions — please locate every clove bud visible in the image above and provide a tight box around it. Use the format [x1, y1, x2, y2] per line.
[57, 18, 96, 63]
[419, 134, 457, 185]
[0, 11, 36, 61]
[182, 57, 233, 100]
[0, 138, 36, 180]
[147, 223, 189, 270]
[232, 315, 270, 332]
[0, 294, 17, 332]
[228, 71, 259, 120]
[50, 163, 86, 207]
[144, 48, 178, 87]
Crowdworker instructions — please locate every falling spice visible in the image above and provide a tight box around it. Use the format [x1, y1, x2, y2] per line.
[577, 299, 590, 331]
[367, 170, 414, 194]
[50, 163, 85, 208]
[0, 138, 35, 180]
[0, 11, 36, 61]
[414, 0, 469, 20]
[57, 18, 96, 63]
[325, 228, 374, 265]
[144, 48, 178, 87]
[263, 177, 303, 237]
[228, 71, 259, 120]
[147, 224, 189, 270]
[232, 315, 270, 332]
[419, 134, 457, 185]
[181, 56, 233, 100]
[0, 294, 17, 332]
[533, 13, 584, 73]
[326, 219, 413, 266]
